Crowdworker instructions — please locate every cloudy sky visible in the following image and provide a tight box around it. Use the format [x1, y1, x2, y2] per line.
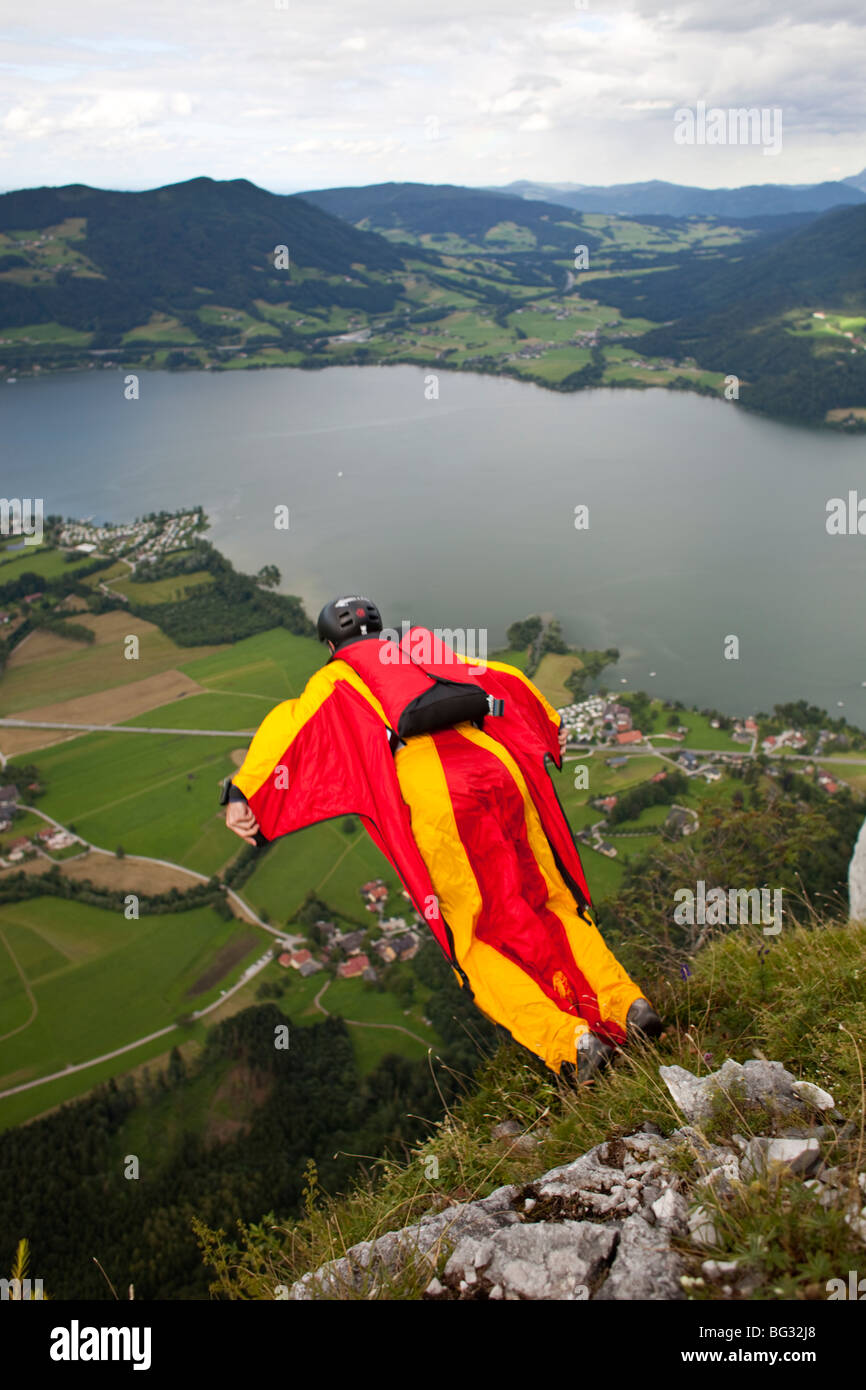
[1, 0, 864, 195]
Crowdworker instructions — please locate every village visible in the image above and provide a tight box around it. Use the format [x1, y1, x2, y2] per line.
[555, 695, 848, 860]
[57, 508, 205, 568]
[271, 878, 425, 987]
[0, 784, 81, 866]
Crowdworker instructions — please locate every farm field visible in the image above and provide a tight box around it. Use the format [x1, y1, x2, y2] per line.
[111, 570, 214, 605]
[180, 628, 322, 703]
[532, 651, 582, 706]
[242, 820, 398, 928]
[25, 730, 241, 874]
[579, 845, 624, 901]
[0, 895, 264, 1108]
[1, 610, 225, 711]
[123, 690, 264, 732]
[0, 546, 95, 583]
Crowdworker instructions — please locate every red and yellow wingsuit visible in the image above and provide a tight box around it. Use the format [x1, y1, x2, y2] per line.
[231, 628, 646, 1074]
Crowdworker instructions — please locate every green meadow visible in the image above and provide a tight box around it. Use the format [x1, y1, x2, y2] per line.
[27, 731, 241, 874]
[0, 895, 262, 1106]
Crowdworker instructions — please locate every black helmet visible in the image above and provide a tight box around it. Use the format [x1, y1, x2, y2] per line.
[317, 595, 383, 649]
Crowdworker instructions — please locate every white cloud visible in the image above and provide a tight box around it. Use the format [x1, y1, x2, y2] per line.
[0, 1, 862, 191]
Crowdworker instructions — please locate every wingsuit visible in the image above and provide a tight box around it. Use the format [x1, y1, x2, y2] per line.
[228, 598, 655, 1076]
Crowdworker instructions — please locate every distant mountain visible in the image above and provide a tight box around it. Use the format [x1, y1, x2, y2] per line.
[0, 177, 405, 340]
[299, 181, 605, 255]
[486, 177, 866, 218]
[595, 201, 866, 420]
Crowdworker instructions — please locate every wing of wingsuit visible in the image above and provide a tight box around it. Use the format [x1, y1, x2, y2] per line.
[231, 626, 645, 1074]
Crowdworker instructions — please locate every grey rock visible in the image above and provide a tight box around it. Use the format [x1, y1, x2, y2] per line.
[740, 1136, 821, 1180]
[702, 1259, 740, 1283]
[443, 1220, 616, 1300]
[847, 812, 866, 921]
[491, 1120, 521, 1140]
[688, 1203, 719, 1248]
[660, 1058, 808, 1124]
[535, 1147, 625, 1200]
[595, 1212, 685, 1300]
[289, 1199, 517, 1299]
[791, 1080, 835, 1112]
[474, 1184, 520, 1214]
[651, 1188, 689, 1233]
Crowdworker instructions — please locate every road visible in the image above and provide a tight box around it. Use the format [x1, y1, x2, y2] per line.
[312, 977, 432, 1047]
[0, 718, 253, 738]
[0, 807, 303, 1100]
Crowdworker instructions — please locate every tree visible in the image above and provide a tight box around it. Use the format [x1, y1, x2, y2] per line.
[506, 616, 542, 651]
[257, 565, 281, 589]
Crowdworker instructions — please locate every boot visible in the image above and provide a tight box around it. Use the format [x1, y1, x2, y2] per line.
[626, 997, 664, 1041]
[576, 1030, 617, 1083]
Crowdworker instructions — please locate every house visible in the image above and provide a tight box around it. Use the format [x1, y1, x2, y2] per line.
[337, 930, 366, 955]
[373, 939, 397, 963]
[651, 770, 668, 783]
[605, 756, 629, 769]
[678, 751, 699, 771]
[703, 767, 722, 782]
[298, 959, 323, 978]
[289, 949, 312, 969]
[616, 730, 643, 746]
[277, 952, 292, 968]
[596, 795, 618, 813]
[392, 933, 420, 960]
[381, 915, 408, 933]
[744, 718, 758, 735]
[8, 836, 30, 851]
[597, 842, 617, 858]
[665, 808, 695, 836]
[337, 953, 370, 979]
[0, 785, 19, 806]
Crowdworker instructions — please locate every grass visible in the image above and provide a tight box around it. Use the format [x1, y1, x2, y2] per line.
[111, 570, 214, 604]
[0, 895, 266, 1123]
[0, 610, 226, 712]
[15, 730, 242, 875]
[0, 547, 95, 583]
[579, 845, 625, 901]
[180, 630, 322, 702]
[196, 914, 866, 1300]
[123, 691, 263, 732]
[242, 821, 396, 926]
[0, 321, 92, 344]
[532, 652, 583, 706]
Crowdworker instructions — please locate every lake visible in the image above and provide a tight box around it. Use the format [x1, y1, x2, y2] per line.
[3, 363, 866, 724]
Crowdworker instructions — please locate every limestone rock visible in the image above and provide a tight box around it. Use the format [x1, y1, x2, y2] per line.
[740, 1136, 821, 1180]
[791, 1080, 835, 1112]
[660, 1058, 812, 1124]
[441, 1220, 617, 1300]
[595, 1212, 685, 1300]
[688, 1203, 719, 1248]
[848, 812, 866, 921]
